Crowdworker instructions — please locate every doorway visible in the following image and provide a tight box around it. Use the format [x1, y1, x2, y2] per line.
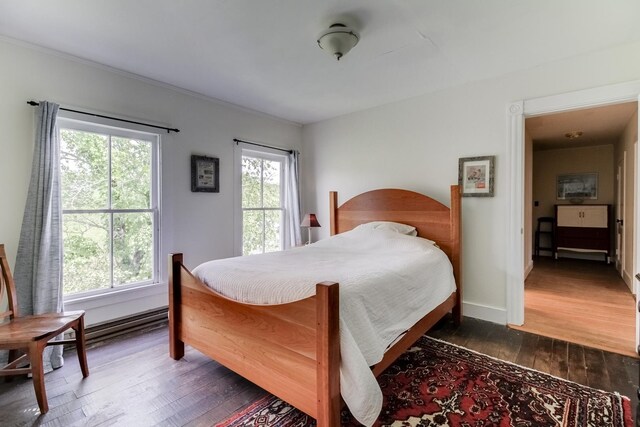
[515, 102, 638, 357]
[506, 81, 640, 356]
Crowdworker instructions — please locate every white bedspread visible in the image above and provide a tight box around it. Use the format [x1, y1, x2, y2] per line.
[192, 228, 456, 426]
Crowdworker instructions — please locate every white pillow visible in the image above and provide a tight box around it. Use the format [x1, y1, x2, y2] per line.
[354, 221, 418, 236]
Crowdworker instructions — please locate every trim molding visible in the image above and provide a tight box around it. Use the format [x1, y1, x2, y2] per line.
[624, 270, 633, 293]
[463, 302, 507, 325]
[0, 34, 302, 127]
[64, 282, 167, 326]
[506, 101, 525, 325]
[64, 282, 166, 310]
[524, 80, 640, 117]
[524, 260, 533, 279]
[635, 138, 640, 297]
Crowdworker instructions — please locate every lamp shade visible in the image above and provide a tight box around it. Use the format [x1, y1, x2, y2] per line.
[317, 23, 359, 61]
[300, 213, 321, 228]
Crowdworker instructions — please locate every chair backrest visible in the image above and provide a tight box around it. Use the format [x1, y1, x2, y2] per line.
[536, 216, 555, 232]
[0, 244, 19, 321]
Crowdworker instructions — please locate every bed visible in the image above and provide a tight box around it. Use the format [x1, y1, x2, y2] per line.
[169, 186, 461, 426]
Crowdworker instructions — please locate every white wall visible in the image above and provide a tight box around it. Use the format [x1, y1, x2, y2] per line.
[0, 38, 302, 325]
[533, 144, 615, 261]
[533, 144, 615, 217]
[301, 40, 640, 324]
[4, 35, 638, 326]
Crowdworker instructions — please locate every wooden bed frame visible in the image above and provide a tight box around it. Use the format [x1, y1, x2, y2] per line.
[169, 186, 461, 426]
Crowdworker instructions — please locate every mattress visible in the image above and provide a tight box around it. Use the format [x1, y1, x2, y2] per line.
[193, 227, 456, 426]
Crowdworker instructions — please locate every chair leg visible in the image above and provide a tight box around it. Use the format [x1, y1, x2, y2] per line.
[5, 349, 20, 383]
[28, 341, 48, 414]
[73, 316, 89, 378]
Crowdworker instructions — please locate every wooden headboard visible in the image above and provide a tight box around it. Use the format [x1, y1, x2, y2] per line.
[329, 186, 461, 293]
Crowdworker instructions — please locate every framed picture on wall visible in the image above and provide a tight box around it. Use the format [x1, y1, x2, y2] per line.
[556, 172, 597, 200]
[191, 154, 220, 193]
[458, 155, 495, 197]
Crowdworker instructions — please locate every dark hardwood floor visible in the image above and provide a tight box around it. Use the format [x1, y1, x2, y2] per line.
[0, 318, 637, 426]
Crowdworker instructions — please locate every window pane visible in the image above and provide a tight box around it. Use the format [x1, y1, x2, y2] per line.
[113, 212, 153, 286]
[242, 156, 263, 208]
[264, 210, 282, 253]
[262, 160, 281, 208]
[243, 210, 264, 255]
[62, 213, 110, 294]
[60, 129, 108, 210]
[111, 137, 152, 209]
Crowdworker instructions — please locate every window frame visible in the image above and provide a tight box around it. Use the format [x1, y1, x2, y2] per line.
[57, 116, 161, 300]
[234, 142, 287, 256]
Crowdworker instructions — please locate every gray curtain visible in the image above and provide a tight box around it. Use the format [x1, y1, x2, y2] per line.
[284, 150, 302, 248]
[14, 101, 64, 372]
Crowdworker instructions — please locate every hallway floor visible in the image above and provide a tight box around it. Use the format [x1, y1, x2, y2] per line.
[510, 257, 637, 358]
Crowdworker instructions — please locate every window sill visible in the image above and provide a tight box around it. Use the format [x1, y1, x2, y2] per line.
[64, 282, 166, 311]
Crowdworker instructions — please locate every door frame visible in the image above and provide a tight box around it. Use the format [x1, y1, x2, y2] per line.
[506, 80, 640, 326]
[616, 153, 626, 278]
[634, 140, 639, 295]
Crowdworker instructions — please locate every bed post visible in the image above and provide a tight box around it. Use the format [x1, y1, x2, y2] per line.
[450, 185, 463, 325]
[169, 253, 185, 360]
[316, 282, 340, 427]
[329, 191, 338, 236]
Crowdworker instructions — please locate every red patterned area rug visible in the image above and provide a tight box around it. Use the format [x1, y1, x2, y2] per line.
[216, 336, 633, 427]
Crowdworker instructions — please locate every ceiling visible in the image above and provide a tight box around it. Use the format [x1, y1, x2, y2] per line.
[526, 102, 638, 151]
[1, 1, 640, 124]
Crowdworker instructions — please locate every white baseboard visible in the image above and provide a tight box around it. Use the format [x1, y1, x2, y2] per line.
[462, 301, 507, 325]
[524, 260, 533, 279]
[623, 270, 633, 293]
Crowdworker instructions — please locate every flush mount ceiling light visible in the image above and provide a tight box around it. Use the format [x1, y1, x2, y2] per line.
[317, 23, 359, 61]
[564, 131, 584, 139]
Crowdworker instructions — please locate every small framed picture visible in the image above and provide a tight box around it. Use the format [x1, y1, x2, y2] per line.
[556, 173, 597, 200]
[458, 155, 495, 197]
[191, 155, 219, 193]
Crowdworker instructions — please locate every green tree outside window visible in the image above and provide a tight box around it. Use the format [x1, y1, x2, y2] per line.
[60, 127, 157, 295]
[242, 154, 283, 255]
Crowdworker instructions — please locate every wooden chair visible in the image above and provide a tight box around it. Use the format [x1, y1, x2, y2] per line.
[0, 244, 89, 414]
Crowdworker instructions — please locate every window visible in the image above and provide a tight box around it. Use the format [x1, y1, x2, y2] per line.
[59, 118, 159, 296]
[239, 148, 286, 255]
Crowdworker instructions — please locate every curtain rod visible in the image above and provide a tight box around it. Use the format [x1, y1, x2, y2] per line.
[234, 138, 293, 154]
[27, 101, 180, 133]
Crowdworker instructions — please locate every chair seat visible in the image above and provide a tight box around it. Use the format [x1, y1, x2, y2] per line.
[0, 244, 89, 414]
[0, 310, 85, 346]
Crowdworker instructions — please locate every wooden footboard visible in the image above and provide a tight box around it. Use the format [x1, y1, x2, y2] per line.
[169, 186, 462, 426]
[168, 254, 340, 424]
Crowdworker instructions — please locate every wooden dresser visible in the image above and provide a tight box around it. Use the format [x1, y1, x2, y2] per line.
[554, 204, 611, 263]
